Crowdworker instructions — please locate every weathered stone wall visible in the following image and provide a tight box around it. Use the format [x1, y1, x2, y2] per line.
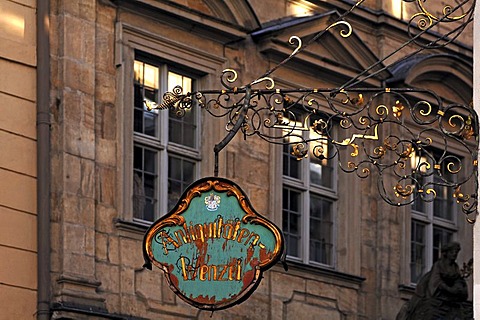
[47, 1, 474, 319]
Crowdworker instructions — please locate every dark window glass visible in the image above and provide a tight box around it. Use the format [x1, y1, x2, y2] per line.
[433, 173, 455, 221]
[309, 195, 333, 264]
[410, 220, 426, 283]
[309, 116, 334, 189]
[133, 61, 159, 137]
[411, 172, 426, 213]
[282, 188, 301, 258]
[168, 156, 195, 211]
[133, 146, 157, 221]
[432, 227, 453, 263]
[283, 143, 301, 179]
[168, 72, 195, 147]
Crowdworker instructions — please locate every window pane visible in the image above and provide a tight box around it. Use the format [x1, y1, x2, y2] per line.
[309, 116, 334, 189]
[433, 174, 455, 221]
[168, 72, 184, 91]
[144, 87, 157, 102]
[168, 156, 196, 211]
[182, 77, 192, 92]
[133, 145, 158, 221]
[309, 195, 333, 265]
[410, 220, 426, 283]
[144, 64, 159, 89]
[134, 146, 142, 170]
[144, 149, 156, 173]
[168, 71, 192, 92]
[282, 188, 301, 258]
[411, 172, 426, 213]
[431, 151, 458, 220]
[134, 60, 144, 83]
[134, 84, 144, 133]
[133, 110, 143, 134]
[282, 110, 303, 179]
[433, 227, 453, 263]
[183, 160, 194, 183]
[143, 199, 155, 222]
[133, 60, 159, 137]
[144, 173, 155, 198]
[283, 143, 301, 179]
[310, 160, 333, 188]
[169, 110, 196, 147]
[168, 180, 182, 211]
[144, 112, 157, 137]
[168, 71, 196, 148]
[410, 150, 432, 213]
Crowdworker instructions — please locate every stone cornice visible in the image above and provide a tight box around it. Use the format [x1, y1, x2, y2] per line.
[113, 0, 252, 44]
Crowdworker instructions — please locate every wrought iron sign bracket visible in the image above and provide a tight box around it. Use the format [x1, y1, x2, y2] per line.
[213, 86, 252, 177]
[140, 0, 478, 313]
[144, 0, 478, 223]
[149, 82, 479, 223]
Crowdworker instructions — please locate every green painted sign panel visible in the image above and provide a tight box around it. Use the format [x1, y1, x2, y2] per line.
[143, 177, 284, 310]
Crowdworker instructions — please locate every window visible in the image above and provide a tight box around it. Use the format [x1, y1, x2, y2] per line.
[409, 149, 457, 283]
[282, 112, 337, 266]
[132, 56, 200, 222]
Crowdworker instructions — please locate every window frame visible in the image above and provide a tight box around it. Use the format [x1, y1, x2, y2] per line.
[132, 55, 202, 223]
[117, 23, 226, 226]
[408, 148, 459, 284]
[281, 111, 338, 268]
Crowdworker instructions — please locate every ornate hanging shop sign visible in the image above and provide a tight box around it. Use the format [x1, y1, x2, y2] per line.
[143, 177, 284, 311]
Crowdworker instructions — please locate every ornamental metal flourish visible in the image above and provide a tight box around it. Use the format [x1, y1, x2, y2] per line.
[146, 0, 478, 222]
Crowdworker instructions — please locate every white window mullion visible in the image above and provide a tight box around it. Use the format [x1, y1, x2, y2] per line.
[303, 190, 310, 264]
[425, 173, 435, 269]
[425, 218, 434, 270]
[194, 84, 201, 152]
[302, 128, 310, 264]
[331, 199, 338, 268]
[192, 92, 201, 181]
[158, 150, 168, 216]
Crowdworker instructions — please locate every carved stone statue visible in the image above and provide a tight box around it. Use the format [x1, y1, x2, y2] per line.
[396, 242, 473, 320]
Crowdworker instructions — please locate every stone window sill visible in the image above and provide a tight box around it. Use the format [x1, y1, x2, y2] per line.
[273, 259, 365, 289]
[115, 218, 150, 241]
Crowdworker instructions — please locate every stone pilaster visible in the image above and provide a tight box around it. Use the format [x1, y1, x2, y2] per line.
[50, 0, 104, 310]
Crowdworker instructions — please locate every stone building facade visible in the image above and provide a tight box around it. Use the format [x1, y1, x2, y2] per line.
[0, 0, 476, 319]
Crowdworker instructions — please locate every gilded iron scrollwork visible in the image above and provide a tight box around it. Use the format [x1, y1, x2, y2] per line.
[405, 0, 475, 49]
[145, 0, 478, 222]
[153, 71, 478, 223]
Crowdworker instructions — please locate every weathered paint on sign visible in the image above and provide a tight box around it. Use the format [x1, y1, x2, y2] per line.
[143, 177, 284, 310]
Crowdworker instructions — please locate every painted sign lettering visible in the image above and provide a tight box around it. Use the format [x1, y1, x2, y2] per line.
[143, 177, 284, 310]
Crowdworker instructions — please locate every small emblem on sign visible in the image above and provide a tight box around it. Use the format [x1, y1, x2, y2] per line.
[205, 193, 221, 211]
